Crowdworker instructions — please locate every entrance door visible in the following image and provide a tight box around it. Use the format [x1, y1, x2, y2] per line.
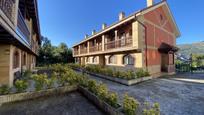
[161, 53, 168, 72]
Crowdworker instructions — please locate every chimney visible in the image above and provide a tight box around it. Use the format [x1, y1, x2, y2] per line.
[92, 30, 96, 35]
[119, 12, 125, 21]
[147, 0, 154, 7]
[102, 23, 107, 30]
[85, 34, 89, 39]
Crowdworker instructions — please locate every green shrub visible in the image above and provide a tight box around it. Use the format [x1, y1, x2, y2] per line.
[68, 63, 82, 69]
[106, 68, 113, 76]
[136, 69, 150, 78]
[87, 80, 97, 94]
[143, 103, 160, 115]
[51, 64, 68, 75]
[0, 85, 10, 95]
[107, 92, 118, 108]
[59, 68, 78, 85]
[15, 80, 28, 93]
[32, 74, 47, 91]
[77, 75, 89, 87]
[123, 94, 139, 115]
[125, 70, 136, 80]
[96, 83, 108, 100]
[22, 70, 32, 80]
[46, 76, 56, 89]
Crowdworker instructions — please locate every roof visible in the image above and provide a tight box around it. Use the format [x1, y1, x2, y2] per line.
[72, 0, 180, 47]
[158, 42, 179, 53]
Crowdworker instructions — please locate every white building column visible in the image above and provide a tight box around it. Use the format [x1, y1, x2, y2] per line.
[102, 35, 105, 51]
[87, 41, 90, 53]
[78, 45, 81, 55]
[115, 30, 118, 40]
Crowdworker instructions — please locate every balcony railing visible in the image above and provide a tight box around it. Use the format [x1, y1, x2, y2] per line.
[17, 10, 30, 44]
[105, 36, 132, 50]
[89, 44, 102, 53]
[80, 48, 87, 54]
[74, 51, 79, 55]
[0, 0, 15, 24]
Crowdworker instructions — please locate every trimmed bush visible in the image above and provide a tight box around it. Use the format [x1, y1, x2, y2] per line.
[15, 80, 28, 93]
[46, 75, 56, 89]
[143, 102, 160, 115]
[32, 74, 48, 91]
[123, 94, 139, 115]
[87, 80, 97, 94]
[22, 70, 32, 80]
[0, 85, 10, 95]
[96, 83, 108, 101]
[83, 64, 150, 80]
[107, 92, 118, 108]
[136, 69, 150, 78]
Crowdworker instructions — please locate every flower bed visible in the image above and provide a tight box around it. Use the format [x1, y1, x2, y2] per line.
[69, 64, 152, 86]
[87, 71, 152, 86]
[79, 86, 123, 115]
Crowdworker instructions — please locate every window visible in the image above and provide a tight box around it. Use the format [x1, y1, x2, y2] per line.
[123, 54, 134, 65]
[109, 55, 117, 64]
[13, 50, 20, 69]
[93, 56, 97, 63]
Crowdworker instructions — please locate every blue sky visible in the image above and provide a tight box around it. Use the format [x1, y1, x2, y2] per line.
[38, 0, 204, 47]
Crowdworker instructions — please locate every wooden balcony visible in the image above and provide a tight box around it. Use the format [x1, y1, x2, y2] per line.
[80, 48, 87, 54]
[16, 10, 30, 44]
[89, 44, 102, 53]
[0, 0, 15, 24]
[105, 36, 132, 50]
[74, 51, 79, 55]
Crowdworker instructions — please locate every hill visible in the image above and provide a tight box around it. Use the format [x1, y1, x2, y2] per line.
[177, 41, 204, 58]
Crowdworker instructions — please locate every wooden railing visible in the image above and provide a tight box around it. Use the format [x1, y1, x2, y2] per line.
[80, 48, 87, 54]
[105, 36, 132, 50]
[74, 51, 79, 55]
[89, 44, 102, 53]
[17, 10, 30, 43]
[0, 0, 15, 24]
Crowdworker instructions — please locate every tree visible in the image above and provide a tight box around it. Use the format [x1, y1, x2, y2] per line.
[37, 36, 74, 66]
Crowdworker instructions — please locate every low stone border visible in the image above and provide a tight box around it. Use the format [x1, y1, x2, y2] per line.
[78, 86, 123, 115]
[76, 69, 152, 86]
[87, 71, 152, 86]
[0, 85, 77, 105]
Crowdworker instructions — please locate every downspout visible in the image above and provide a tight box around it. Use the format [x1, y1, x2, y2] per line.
[134, 15, 148, 71]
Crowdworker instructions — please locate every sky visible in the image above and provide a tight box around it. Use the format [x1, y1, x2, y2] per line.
[38, 0, 204, 47]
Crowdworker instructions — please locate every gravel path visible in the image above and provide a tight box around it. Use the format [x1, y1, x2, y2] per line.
[0, 92, 105, 115]
[84, 72, 204, 115]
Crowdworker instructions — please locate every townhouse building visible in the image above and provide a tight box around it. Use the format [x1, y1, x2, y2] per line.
[73, 0, 180, 75]
[0, 0, 41, 86]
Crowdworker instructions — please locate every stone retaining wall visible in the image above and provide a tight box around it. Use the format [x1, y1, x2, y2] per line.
[0, 85, 77, 105]
[78, 86, 123, 115]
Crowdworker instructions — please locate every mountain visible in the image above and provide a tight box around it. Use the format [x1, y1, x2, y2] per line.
[177, 41, 204, 59]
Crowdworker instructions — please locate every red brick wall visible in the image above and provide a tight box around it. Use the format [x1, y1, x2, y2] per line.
[143, 5, 176, 66]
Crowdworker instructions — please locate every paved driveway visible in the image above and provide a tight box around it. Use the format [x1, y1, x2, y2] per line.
[0, 92, 105, 115]
[86, 73, 204, 115]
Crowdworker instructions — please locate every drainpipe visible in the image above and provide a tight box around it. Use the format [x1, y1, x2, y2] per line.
[134, 15, 148, 71]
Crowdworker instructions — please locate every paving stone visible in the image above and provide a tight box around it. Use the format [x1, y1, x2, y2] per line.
[0, 92, 105, 115]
